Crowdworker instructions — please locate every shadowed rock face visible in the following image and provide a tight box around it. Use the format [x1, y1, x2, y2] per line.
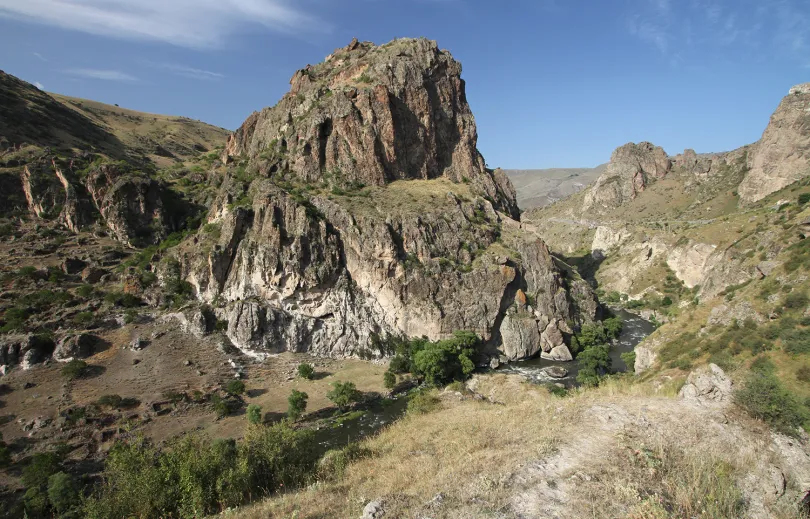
[222, 38, 519, 219]
[180, 38, 598, 360]
[739, 84, 810, 203]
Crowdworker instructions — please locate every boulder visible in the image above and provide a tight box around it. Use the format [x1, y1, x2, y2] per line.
[541, 345, 573, 362]
[500, 313, 542, 361]
[1, 334, 54, 369]
[543, 366, 569, 379]
[53, 333, 96, 361]
[540, 320, 565, 353]
[360, 500, 385, 519]
[679, 364, 732, 405]
[81, 267, 106, 284]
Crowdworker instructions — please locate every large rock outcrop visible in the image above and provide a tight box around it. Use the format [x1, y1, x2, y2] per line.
[222, 38, 518, 219]
[739, 84, 810, 203]
[179, 38, 598, 360]
[582, 142, 671, 213]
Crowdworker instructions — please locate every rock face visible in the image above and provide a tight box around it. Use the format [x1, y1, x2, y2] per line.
[739, 84, 810, 203]
[53, 333, 97, 362]
[17, 156, 183, 246]
[222, 38, 518, 219]
[180, 38, 598, 360]
[583, 142, 671, 213]
[591, 226, 631, 259]
[665, 242, 717, 288]
[0, 334, 55, 371]
[679, 363, 733, 405]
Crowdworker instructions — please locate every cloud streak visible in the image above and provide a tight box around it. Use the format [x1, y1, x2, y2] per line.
[146, 62, 226, 81]
[0, 0, 324, 48]
[66, 69, 139, 82]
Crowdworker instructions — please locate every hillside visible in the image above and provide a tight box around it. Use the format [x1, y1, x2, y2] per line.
[1, 48, 810, 519]
[505, 164, 606, 210]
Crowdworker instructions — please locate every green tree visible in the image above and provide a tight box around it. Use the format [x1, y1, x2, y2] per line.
[47, 471, 80, 515]
[576, 345, 612, 387]
[287, 390, 308, 420]
[383, 370, 396, 389]
[246, 404, 263, 425]
[61, 359, 89, 381]
[225, 380, 246, 396]
[326, 381, 361, 411]
[297, 363, 315, 380]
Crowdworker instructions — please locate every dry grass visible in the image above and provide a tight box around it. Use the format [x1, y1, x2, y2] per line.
[228, 373, 794, 519]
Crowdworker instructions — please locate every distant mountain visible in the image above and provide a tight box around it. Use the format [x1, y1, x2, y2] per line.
[505, 165, 606, 210]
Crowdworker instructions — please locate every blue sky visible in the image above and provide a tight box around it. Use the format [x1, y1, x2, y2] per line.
[0, 0, 807, 169]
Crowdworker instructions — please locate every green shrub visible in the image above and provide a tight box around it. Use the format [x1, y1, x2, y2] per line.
[225, 380, 246, 396]
[96, 394, 123, 408]
[411, 331, 480, 385]
[61, 360, 89, 381]
[47, 472, 80, 515]
[734, 372, 808, 435]
[247, 404, 263, 425]
[383, 370, 396, 389]
[287, 390, 308, 420]
[407, 390, 441, 415]
[799, 193, 810, 205]
[545, 384, 569, 398]
[603, 317, 623, 339]
[210, 394, 234, 418]
[318, 443, 372, 481]
[297, 363, 315, 380]
[781, 327, 810, 354]
[326, 381, 361, 411]
[576, 345, 611, 387]
[784, 291, 809, 310]
[76, 284, 94, 298]
[123, 309, 138, 324]
[620, 351, 636, 370]
[0, 433, 10, 467]
[73, 311, 94, 325]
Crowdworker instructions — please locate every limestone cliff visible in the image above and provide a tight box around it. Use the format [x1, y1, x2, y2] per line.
[179, 38, 597, 361]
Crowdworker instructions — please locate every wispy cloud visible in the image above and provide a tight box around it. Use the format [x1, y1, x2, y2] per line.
[146, 62, 225, 81]
[0, 0, 324, 49]
[626, 0, 806, 63]
[66, 69, 139, 82]
[34, 81, 44, 89]
[32, 52, 47, 62]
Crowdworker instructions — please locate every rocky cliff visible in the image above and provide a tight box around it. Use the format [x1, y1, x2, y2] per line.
[738, 83, 810, 202]
[179, 38, 597, 361]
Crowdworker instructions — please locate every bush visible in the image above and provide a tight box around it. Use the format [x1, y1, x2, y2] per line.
[287, 390, 308, 420]
[411, 331, 480, 385]
[796, 365, 810, 383]
[383, 370, 396, 389]
[225, 380, 245, 396]
[47, 472, 80, 515]
[734, 372, 808, 435]
[76, 284, 94, 298]
[73, 311, 94, 325]
[620, 351, 636, 370]
[61, 359, 89, 381]
[210, 395, 235, 418]
[576, 345, 611, 387]
[123, 309, 138, 324]
[83, 427, 318, 518]
[326, 381, 361, 411]
[318, 443, 372, 481]
[545, 384, 569, 397]
[799, 193, 810, 205]
[784, 291, 809, 310]
[407, 390, 440, 415]
[247, 404, 263, 425]
[297, 363, 315, 380]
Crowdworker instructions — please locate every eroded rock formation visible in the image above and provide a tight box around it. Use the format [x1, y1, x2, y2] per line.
[179, 38, 598, 360]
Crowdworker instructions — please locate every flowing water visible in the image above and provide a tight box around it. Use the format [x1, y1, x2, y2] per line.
[501, 309, 654, 386]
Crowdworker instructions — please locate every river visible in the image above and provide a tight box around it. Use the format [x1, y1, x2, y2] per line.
[501, 309, 654, 386]
[311, 309, 653, 451]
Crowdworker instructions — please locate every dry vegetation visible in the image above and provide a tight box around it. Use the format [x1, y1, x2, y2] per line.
[232, 374, 807, 519]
